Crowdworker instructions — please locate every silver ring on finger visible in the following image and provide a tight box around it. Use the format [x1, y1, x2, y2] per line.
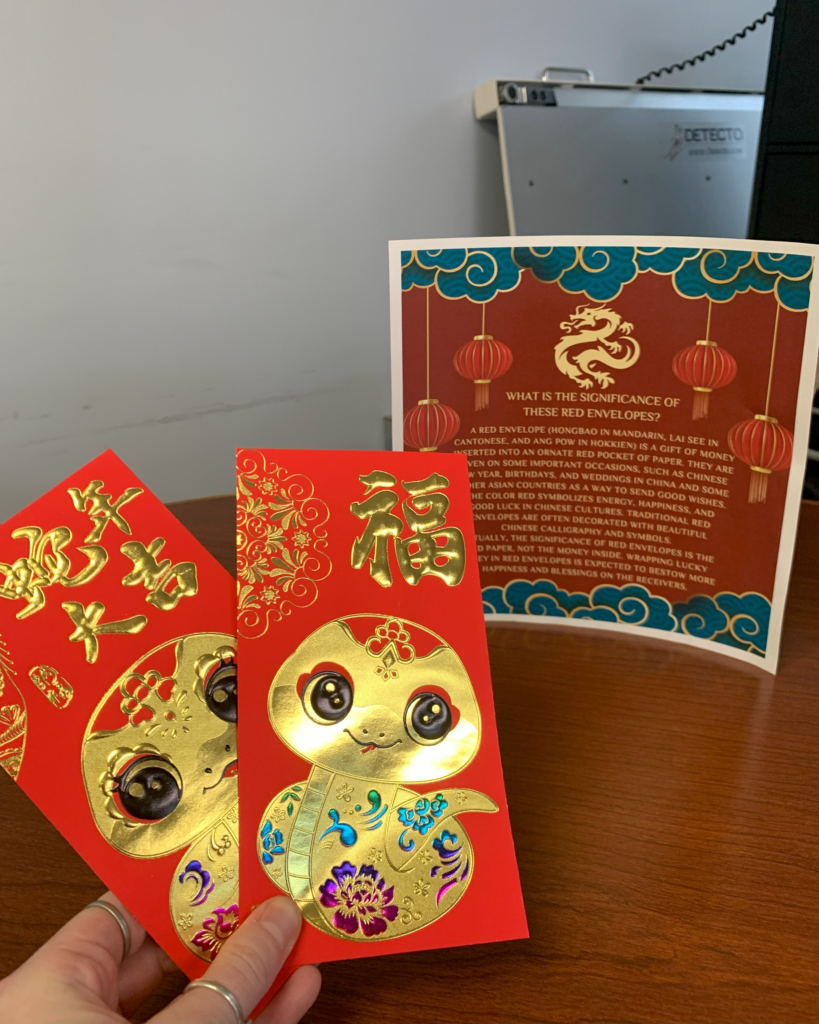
[184, 979, 246, 1023]
[83, 900, 132, 962]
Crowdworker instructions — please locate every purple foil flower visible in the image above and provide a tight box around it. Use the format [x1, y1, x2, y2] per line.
[178, 859, 214, 906]
[319, 861, 398, 937]
[191, 904, 239, 960]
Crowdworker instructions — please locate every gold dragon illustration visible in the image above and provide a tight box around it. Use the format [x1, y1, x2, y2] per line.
[556, 304, 640, 389]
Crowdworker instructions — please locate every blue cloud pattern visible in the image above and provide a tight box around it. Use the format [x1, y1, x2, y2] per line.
[716, 592, 770, 652]
[481, 586, 507, 615]
[585, 584, 675, 630]
[672, 594, 728, 639]
[635, 247, 701, 274]
[401, 248, 519, 303]
[484, 579, 771, 656]
[642, 247, 812, 310]
[401, 246, 813, 310]
[511, 246, 577, 283]
[505, 578, 588, 616]
[436, 248, 520, 302]
[558, 247, 640, 301]
[756, 251, 812, 279]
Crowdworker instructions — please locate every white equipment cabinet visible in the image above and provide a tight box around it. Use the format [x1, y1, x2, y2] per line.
[473, 77, 763, 237]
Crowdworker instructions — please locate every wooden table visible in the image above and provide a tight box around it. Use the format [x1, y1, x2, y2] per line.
[3, 496, 819, 1023]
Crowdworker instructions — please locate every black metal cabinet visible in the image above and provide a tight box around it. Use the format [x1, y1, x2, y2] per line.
[750, 0, 819, 241]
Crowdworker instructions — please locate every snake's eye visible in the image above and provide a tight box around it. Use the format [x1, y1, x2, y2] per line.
[115, 755, 182, 821]
[405, 692, 452, 745]
[204, 659, 237, 723]
[302, 671, 353, 724]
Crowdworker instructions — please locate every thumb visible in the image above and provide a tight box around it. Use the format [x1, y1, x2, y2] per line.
[151, 898, 302, 1023]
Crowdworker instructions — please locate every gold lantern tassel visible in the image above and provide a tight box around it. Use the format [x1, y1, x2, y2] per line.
[475, 306, 490, 412]
[692, 387, 710, 420]
[746, 305, 781, 504]
[692, 306, 714, 420]
[748, 467, 770, 503]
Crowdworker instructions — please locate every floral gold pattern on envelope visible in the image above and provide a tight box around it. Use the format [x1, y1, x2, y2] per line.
[0, 633, 25, 779]
[236, 449, 331, 638]
[169, 803, 239, 961]
[82, 632, 238, 960]
[256, 614, 497, 941]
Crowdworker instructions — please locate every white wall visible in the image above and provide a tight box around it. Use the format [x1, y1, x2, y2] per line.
[0, 0, 773, 517]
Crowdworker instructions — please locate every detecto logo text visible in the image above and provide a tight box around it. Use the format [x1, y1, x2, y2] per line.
[666, 123, 746, 161]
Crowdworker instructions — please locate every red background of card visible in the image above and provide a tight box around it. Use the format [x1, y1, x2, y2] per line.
[0, 450, 235, 978]
[402, 271, 809, 602]
[237, 448, 528, 968]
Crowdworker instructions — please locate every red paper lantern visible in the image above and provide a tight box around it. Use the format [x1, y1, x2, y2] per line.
[454, 334, 513, 411]
[672, 339, 737, 420]
[403, 399, 460, 452]
[727, 414, 793, 503]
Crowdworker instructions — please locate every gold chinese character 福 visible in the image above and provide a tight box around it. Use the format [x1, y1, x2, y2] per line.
[350, 471, 465, 587]
[0, 526, 107, 619]
[120, 538, 198, 611]
[68, 480, 143, 543]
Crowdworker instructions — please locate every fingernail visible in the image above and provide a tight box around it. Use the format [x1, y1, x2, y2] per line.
[258, 896, 302, 954]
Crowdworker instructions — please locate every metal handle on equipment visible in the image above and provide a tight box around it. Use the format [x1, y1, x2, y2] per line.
[540, 66, 595, 83]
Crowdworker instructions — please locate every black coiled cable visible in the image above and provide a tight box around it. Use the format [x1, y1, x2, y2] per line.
[635, 7, 775, 85]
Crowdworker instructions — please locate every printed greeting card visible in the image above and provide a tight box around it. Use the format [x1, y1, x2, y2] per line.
[390, 237, 819, 672]
[237, 448, 527, 966]
[0, 450, 237, 976]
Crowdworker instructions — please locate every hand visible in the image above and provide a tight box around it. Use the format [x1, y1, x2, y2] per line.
[0, 890, 321, 1023]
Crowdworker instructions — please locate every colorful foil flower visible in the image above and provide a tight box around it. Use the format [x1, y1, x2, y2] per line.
[319, 861, 398, 937]
[398, 793, 448, 835]
[260, 820, 285, 863]
[191, 904, 239, 960]
[178, 859, 215, 906]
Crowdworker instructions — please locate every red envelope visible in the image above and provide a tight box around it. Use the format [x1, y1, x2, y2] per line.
[237, 448, 527, 966]
[0, 450, 237, 977]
